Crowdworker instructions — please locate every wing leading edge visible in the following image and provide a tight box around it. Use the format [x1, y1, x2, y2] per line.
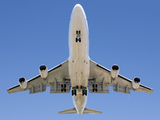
[7, 60, 71, 94]
[89, 60, 153, 94]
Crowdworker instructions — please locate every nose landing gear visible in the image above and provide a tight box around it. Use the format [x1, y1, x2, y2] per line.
[76, 30, 81, 42]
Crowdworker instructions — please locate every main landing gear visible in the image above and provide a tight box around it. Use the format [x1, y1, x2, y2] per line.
[72, 85, 78, 96]
[76, 30, 81, 42]
[61, 84, 67, 92]
[92, 84, 98, 92]
[72, 85, 87, 96]
[81, 85, 87, 96]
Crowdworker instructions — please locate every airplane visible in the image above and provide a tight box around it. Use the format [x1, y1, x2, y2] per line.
[7, 4, 153, 116]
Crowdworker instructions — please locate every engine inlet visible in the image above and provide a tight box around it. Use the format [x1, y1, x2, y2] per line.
[112, 65, 119, 71]
[39, 65, 46, 71]
[19, 77, 25, 83]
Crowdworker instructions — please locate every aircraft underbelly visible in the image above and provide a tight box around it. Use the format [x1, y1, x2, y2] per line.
[68, 6, 89, 88]
[68, 4, 89, 115]
[69, 41, 89, 88]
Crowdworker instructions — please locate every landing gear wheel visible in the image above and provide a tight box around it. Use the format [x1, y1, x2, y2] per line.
[75, 85, 78, 89]
[76, 30, 78, 34]
[95, 89, 97, 92]
[85, 90, 87, 96]
[76, 38, 78, 42]
[72, 90, 74, 96]
[61, 84, 64, 92]
[83, 90, 87, 96]
[92, 89, 94, 92]
[63, 84, 66, 92]
[82, 90, 85, 96]
[74, 90, 76, 96]
[61, 89, 63, 92]
[72, 89, 76, 96]
[79, 38, 81, 42]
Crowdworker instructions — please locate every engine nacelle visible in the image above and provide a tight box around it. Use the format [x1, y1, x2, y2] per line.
[132, 77, 141, 90]
[111, 64, 119, 79]
[39, 65, 48, 79]
[19, 77, 27, 89]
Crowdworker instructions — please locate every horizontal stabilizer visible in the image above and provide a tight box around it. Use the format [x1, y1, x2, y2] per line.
[58, 107, 102, 115]
[83, 108, 102, 114]
[58, 108, 77, 114]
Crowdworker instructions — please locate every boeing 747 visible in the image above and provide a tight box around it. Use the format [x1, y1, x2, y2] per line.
[7, 4, 153, 116]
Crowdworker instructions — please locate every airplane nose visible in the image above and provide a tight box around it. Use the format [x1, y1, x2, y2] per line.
[74, 4, 83, 11]
[71, 4, 86, 20]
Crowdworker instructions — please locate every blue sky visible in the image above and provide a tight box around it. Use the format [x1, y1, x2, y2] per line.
[0, 0, 159, 120]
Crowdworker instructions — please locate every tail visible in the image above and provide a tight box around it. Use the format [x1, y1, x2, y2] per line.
[58, 107, 102, 115]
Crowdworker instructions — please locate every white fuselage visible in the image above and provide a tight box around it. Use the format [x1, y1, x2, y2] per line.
[68, 4, 89, 115]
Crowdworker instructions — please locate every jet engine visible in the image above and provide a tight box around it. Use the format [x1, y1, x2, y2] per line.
[19, 77, 27, 89]
[111, 65, 119, 79]
[132, 77, 141, 90]
[39, 65, 48, 79]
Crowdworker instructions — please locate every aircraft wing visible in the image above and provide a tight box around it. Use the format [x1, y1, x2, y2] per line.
[7, 60, 71, 94]
[89, 60, 153, 94]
